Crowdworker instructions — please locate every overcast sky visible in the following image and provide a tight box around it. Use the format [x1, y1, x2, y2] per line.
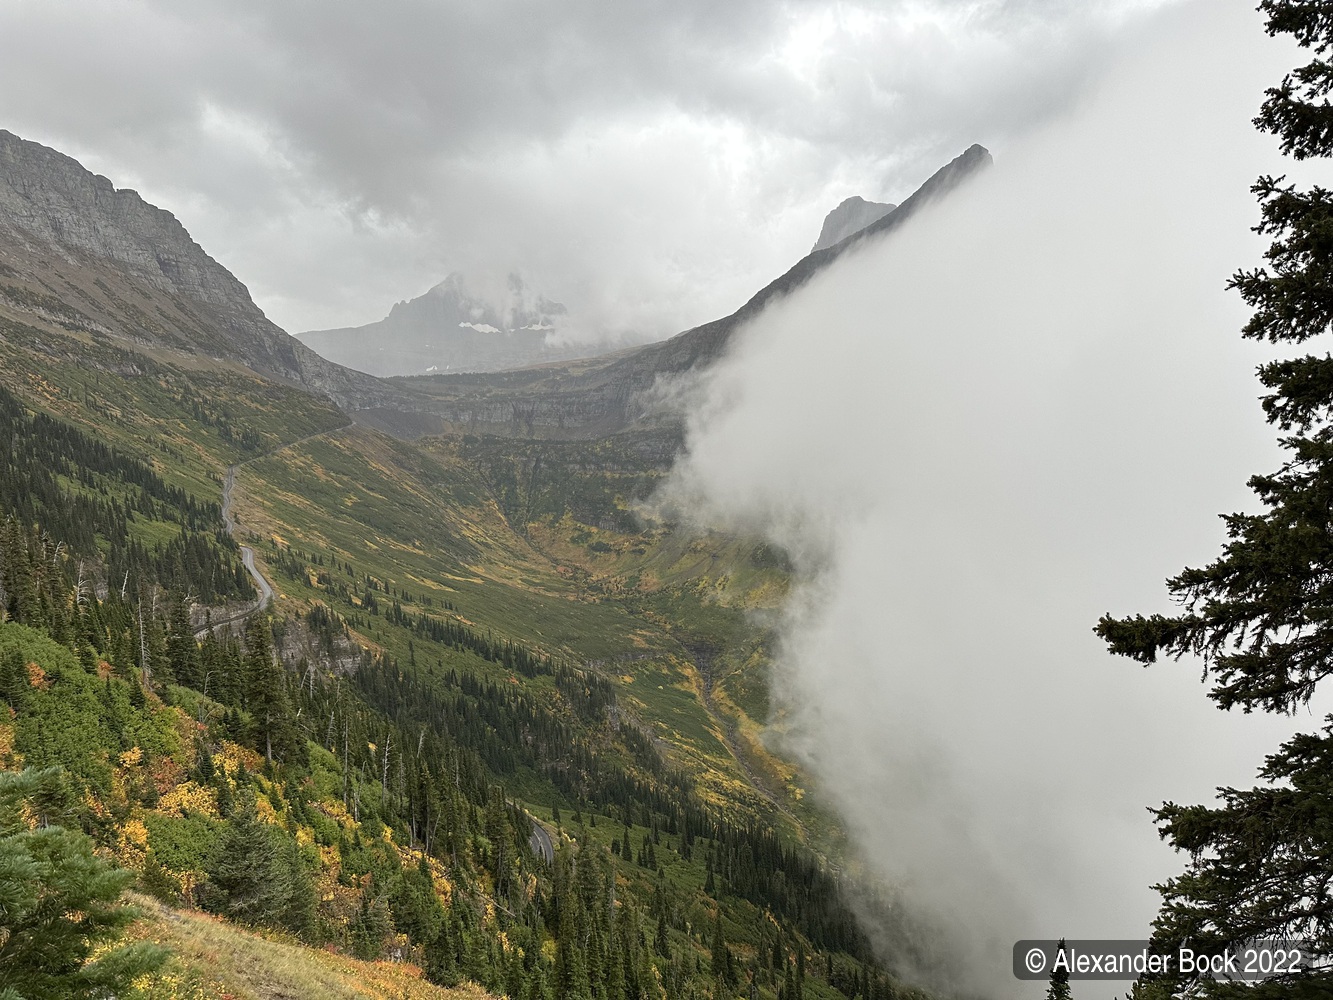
[659, 5, 1313, 991]
[1, 0, 1179, 338]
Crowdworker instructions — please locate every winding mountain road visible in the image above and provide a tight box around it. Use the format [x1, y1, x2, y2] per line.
[528, 818, 554, 865]
[223, 462, 273, 603]
[193, 424, 348, 638]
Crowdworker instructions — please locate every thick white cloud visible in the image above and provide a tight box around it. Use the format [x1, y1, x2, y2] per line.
[1, 0, 1177, 337]
[660, 3, 1324, 996]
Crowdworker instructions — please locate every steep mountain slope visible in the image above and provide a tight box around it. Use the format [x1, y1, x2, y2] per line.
[0, 127, 988, 448]
[127, 895, 493, 1000]
[0, 129, 391, 410]
[811, 196, 896, 253]
[377, 144, 991, 439]
[0, 132, 928, 999]
[0, 313, 910, 1000]
[299, 272, 595, 377]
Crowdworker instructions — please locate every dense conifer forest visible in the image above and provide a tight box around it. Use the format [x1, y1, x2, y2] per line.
[0, 379, 912, 999]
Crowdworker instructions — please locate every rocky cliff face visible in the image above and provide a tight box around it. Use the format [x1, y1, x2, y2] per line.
[0, 130, 991, 441]
[0, 129, 388, 409]
[0, 131, 256, 311]
[393, 144, 993, 438]
[811, 196, 896, 252]
[299, 271, 596, 377]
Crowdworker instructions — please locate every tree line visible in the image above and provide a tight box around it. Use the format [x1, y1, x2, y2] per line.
[0, 395, 912, 998]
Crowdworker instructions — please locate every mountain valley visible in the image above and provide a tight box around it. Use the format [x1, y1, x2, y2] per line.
[0, 129, 988, 1000]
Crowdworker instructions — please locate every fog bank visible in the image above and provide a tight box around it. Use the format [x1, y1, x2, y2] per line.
[661, 5, 1324, 996]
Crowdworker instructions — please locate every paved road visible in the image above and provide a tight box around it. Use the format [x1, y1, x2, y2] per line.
[192, 426, 348, 638]
[191, 465, 274, 637]
[528, 819, 554, 864]
[222, 465, 274, 608]
[238, 539, 274, 607]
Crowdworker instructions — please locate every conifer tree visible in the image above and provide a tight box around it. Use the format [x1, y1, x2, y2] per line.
[2, 519, 39, 627]
[204, 788, 292, 926]
[0, 768, 165, 998]
[214, 765, 235, 818]
[1046, 940, 1071, 1000]
[484, 788, 512, 896]
[0, 646, 27, 710]
[656, 911, 670, 956]
[711, 909, 731, 984]
[243, 616, 298, 762]
[166, 598, 200, 689]
[350, 886, 395, 960]
[139, 850, 180, 905]
[1096, 0, 1333, 984]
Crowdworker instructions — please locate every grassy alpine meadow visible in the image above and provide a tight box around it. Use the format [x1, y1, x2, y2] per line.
[122, 895, 496, 1000]
[0, 320, 911, 1000]
[229, 422, 814, 835]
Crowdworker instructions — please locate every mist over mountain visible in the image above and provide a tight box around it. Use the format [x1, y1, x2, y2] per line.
[375, 144, 992, 440]
[0, 117, 916, 1000]
[659, 5, 1315, 993]
[298, 272, 610, 377]
[812, 196, 897, 253]
[0, 125, 989, 447]
[301, 185, 919, 381]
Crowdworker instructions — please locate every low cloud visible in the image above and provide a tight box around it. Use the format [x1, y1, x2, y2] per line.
[659, 4, 1327, 995]
[2, 0, 1177, 338]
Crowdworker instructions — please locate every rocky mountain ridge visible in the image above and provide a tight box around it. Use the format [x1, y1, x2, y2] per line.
[378, 143, 993, 439]
[0, 129, 990, 443]
[0, 129, 388, 409]
[812, 195, 896, 252]
[298, 271, 596, 377]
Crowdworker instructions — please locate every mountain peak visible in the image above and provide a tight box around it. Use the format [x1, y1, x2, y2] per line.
[0, 128, 386, 408]
[301, 272, 584, 377]
[811, 195, 897, 252]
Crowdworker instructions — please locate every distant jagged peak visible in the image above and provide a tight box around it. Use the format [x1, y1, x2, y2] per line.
[298, 269, 590, 377]
[423, 271, 470, 299]
[812, 195, 897, 253]
[387, 270, 567, 334]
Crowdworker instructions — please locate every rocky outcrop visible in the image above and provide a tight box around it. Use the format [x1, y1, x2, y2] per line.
[811, 196, 896, 252]
[0, 129, 389, 410]
[0, 133, 262, 308]
[299, 271, 596, 377]
[394, 144, 993, 438]
[0, 129, 991, 441]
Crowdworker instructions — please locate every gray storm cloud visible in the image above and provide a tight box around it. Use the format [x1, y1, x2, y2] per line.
[659, 4, 1328, 997]
[1, 0, 1175, 338]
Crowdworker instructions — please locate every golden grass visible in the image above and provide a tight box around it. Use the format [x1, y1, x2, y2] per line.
[126, 894, 497, 1000]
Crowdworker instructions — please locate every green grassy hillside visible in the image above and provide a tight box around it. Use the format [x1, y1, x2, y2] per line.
[0, 306, 913, 1000]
